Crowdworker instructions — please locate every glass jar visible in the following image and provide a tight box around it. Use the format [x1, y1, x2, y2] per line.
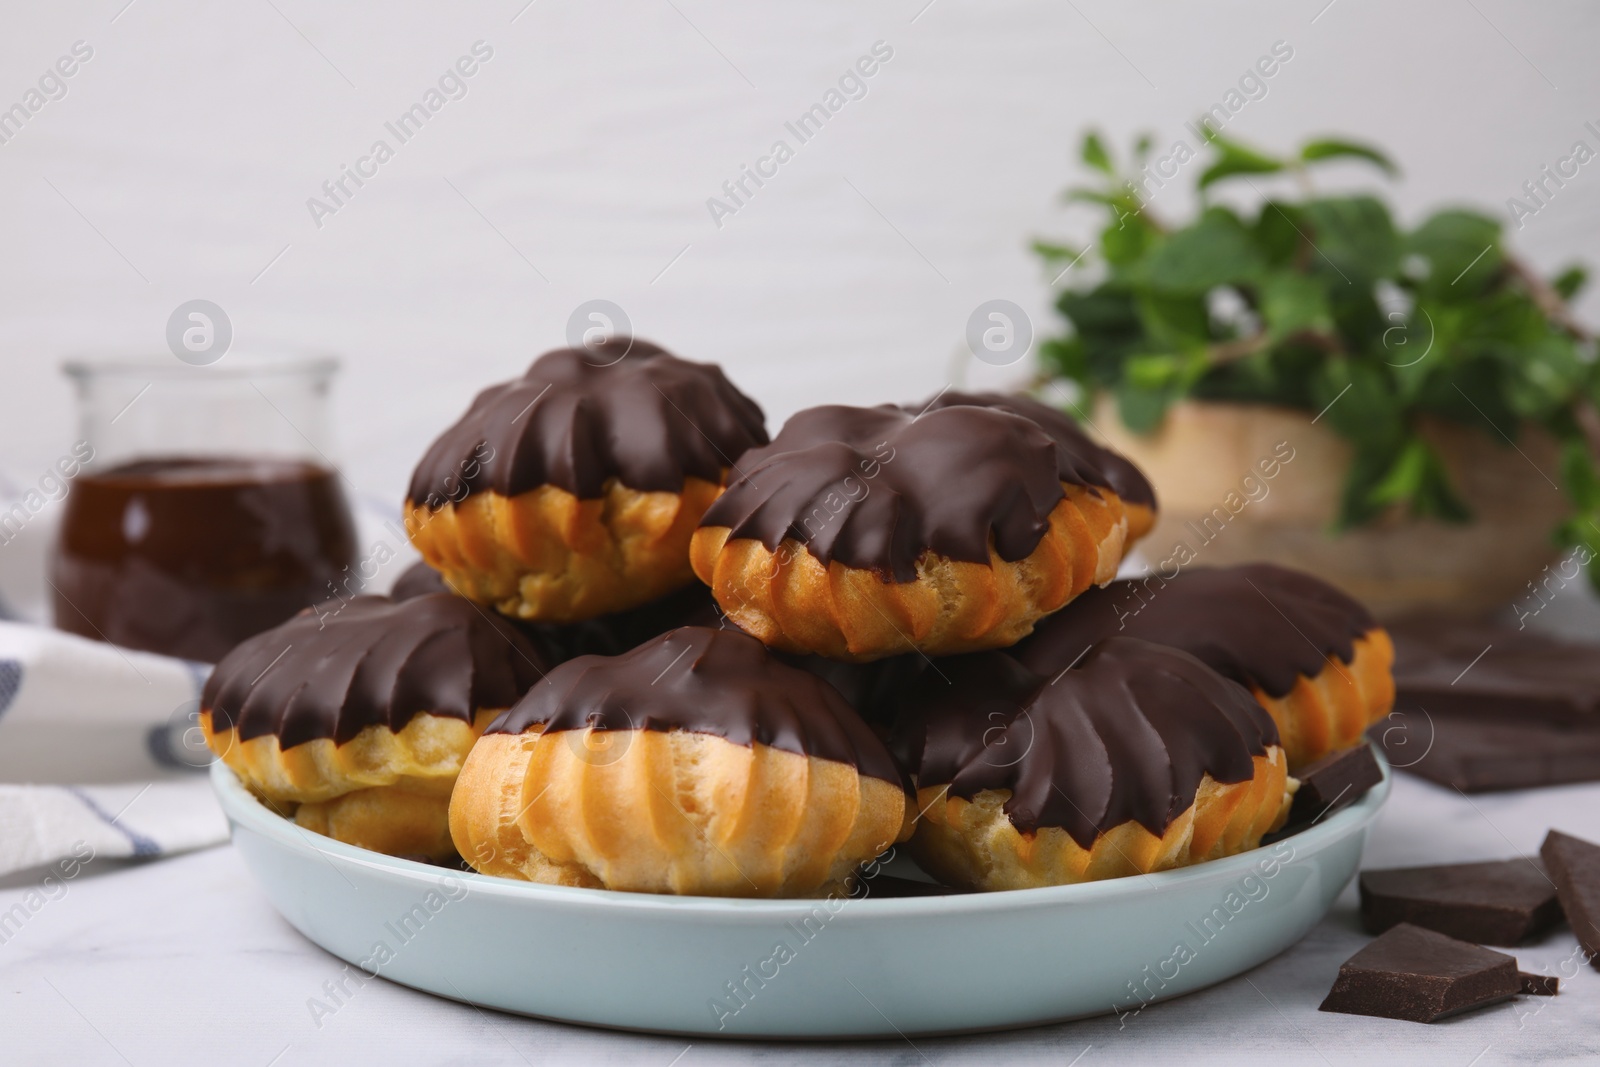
[50, 354, 358, 663]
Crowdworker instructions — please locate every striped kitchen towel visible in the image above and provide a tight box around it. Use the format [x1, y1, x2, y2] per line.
[0, 622, 228, 878]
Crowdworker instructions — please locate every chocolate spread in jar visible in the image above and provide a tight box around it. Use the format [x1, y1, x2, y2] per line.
[51, 456, 358, 662]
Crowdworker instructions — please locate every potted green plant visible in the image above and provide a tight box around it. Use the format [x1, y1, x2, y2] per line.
[1032, 130, 1600, 618]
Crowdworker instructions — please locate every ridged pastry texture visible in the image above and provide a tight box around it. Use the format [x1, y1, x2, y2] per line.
[1009, 564, 1395, 769]
[691, 401, 1136, 660]
[201, 594, 548, 858]
[891, 637, 1291, 891]
[454, 727, 911, 896]
[204, 708, 500, 861]
[693, 484, 1126, 661]
[450, 627, 914, 896]
[1251, 630, 1395, 769]
[404, 342, 767, 621]
[911, 754, 1288, 891]
[407, 476, 723, 621]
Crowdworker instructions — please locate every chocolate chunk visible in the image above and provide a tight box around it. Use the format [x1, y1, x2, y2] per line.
[1391, 621, 1600, 730]
[1290, 744, 1383, 825]
[1519, 972, 1559, 996]
[1318, 923, 1521, 1023]
[1540, 830, 1600, 971]
[1359, 860, 1562, 945]
[1371, 712, 1600, 792]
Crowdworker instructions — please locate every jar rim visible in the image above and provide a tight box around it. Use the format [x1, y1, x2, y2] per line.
[62, 352, 341, 379]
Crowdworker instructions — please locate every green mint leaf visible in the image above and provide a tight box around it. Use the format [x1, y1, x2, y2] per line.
[1405, 210, 1501, 294]
[1146, 207, 1265, 291]
[1115, 383, 1173, 434]
[1259, 273, 1333, 339]
[1299, 138, 1399, 177]
[1299, 196, 1399, 281]
[1554, 265, 1588, 301]
[1081, 131, 1114, 174]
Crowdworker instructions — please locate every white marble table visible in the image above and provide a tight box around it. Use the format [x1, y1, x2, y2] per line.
[1, 770, 1596, 1066]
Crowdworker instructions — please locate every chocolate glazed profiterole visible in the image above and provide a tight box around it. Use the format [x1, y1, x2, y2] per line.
[450, 626, 913, 897]
[906, 390, 1159, 544]
[691, 403, 1134, 661]
[202, 594, 549, 859]
[1010, 563, 1395, 769]
[405, 341, 767, 622]
[891, 637, 1291, 890]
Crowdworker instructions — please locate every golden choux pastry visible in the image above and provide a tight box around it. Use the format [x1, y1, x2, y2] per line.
[450, 626, 913, 896]
[691, 403, 1135, 662]
[1010, 562, 1395, 770]
[202, 593, 549, 860]
[405, 340, 767, 622]
[891, 637, 1291, 891]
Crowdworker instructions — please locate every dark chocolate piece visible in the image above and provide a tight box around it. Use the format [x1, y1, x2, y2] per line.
[391, 561, 454, 600]
[487, 627, 909, 789]
[699, 403, 1083, 582]
[52, 457, 358, 663]
[1318, 923, 1521, 1023]
[855, 873, 963, 898]
[1289, 744, 1383, 825]
[1359, 860, 1562, 945]
[1391, 621, 1600, 730]
[203, 594, 550, 748]
[776, 650, 925, 730]
[890, 637, 1278, 844]
[1011, 564, 1376, 699]
[1371, 712, 1600, 792]
[905, 390, 1155, 507]
[533, 581, 724, 662]
[407, 342, 767, 507]
[1540, 830, 1600, 971]
[1519, 972, 1559, 996]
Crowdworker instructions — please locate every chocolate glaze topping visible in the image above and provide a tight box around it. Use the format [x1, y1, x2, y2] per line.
[908, 390, 1157, 508]
[698, 403, 1072, 582]
[1011, 563, 1376, 699]
[407, 342, 768, 507]
[203, 594, 549, 748]
[891, 637, 1278, 843]
[388, 569, 914, 721]
[487, 626, 909, 789]
[390, 561, 454, 600]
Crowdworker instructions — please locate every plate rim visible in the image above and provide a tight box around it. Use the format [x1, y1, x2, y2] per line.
[211, 744, 1390, 917]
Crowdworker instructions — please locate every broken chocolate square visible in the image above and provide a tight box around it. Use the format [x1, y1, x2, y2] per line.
[1540, 829, 1600, 971]
[1359, 859, 1562, 945]
[1369, 712, 1600, 793]
[1290, 743, 1383, 824]
[1318, 923, 1521, 1023]
[1519, 971, 1559, 996]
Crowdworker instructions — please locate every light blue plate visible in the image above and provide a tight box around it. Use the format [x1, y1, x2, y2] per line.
[212, 750, 1389, 1038]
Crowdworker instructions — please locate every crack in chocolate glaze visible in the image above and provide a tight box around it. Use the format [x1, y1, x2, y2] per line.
[203, 594, 550, 748]
[698, 403, 1077, 582]
[407, 341, 768, 506]
[905, 390, 1156, 508]
[891, 637, 1278, 843]
[487, 626, 910, 789]
[1010, 563, 1375, 699]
